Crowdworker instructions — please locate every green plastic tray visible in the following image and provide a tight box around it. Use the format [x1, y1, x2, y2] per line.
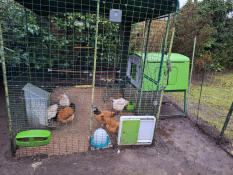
[15, 130, 51, 147]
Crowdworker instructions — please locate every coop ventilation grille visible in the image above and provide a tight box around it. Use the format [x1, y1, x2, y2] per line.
[118, 116, 156, 145]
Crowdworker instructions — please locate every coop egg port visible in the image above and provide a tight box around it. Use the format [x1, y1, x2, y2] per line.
[1, 0, 180, 157]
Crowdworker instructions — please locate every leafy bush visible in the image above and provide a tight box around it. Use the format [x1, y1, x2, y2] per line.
[173, 0, 233, 71]
[1, 1, 121, 73]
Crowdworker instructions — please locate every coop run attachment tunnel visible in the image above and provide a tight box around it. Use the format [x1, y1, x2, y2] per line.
[1, 0, 179, 157]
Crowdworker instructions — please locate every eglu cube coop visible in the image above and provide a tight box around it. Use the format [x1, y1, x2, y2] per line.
[1, 0, 180, 157]
[127, 52, 190, 116]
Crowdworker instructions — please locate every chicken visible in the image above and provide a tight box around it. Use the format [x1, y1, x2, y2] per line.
[47, 104, 58, 122]
[93, 107, 117, 126]
[93, 107, 119, 133]
[57, 103, 75, 123]
[102, 116, 119, 134]
[59, 93, 70, 107]
[112, 98, 129, 112]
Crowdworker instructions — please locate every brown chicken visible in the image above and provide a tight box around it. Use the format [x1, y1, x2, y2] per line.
[101, 116, 119, 134]
[93, 107, 117, 125]
[57, 106, 75, 123]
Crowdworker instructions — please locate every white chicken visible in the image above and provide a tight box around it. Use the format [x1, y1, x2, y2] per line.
[59, 93, 70, 107]
[112, 98, 129, 112]
[47, 104, 58, 122]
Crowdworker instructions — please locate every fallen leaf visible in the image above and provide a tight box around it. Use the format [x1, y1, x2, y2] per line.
[31, 161, 42, 171]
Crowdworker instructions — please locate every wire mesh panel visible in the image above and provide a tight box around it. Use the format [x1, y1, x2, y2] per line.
[1, 0, 178, 157]
[188, 70, 233, 151]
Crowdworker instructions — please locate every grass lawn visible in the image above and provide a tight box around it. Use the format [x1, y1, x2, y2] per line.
[167, 71, 233, 140]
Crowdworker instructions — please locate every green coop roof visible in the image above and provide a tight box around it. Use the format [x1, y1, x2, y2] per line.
[138, 52, 190, 63]
[14, 0, 179, 23]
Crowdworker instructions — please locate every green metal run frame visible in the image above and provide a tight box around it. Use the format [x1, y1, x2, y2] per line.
[154, 13, 171, 127]
[160, 90, 187, 118]
[154, 11, 182, 129]
[137, 20, 152, 114]
[14, 0, 179, 23]
[90, 0, 100, 135]
[155, 10, 188, 119]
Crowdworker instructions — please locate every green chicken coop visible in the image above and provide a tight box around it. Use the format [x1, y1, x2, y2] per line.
[127, 52, 190, 91]
[127, 52, 190, 115]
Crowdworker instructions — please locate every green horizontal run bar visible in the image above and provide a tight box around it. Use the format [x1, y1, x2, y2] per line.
[160, 113, 186, 118]
[143, 74, 158, 85]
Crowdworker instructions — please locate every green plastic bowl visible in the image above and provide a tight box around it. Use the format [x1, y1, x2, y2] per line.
[126, 100, 135, 111]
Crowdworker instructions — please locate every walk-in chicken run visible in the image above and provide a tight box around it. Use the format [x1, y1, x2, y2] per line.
[1, 0, 180, 157]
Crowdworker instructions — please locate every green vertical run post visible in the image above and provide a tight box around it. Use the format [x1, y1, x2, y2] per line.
[196, 65, 206, 123]
[155, 14, 170, 93]
[90, 0, 100, 135]
[137, 20, 152, 114]
[187, 36, 196, 113]
[167, 14, 177, 61]
[156, 12, 178, 128]
[218, 102, 233, 144]
[184, 90, 187, 113]
[154, 15, 171, 125]
[119, 21, 131, 80]
[0, 23, 15, 155]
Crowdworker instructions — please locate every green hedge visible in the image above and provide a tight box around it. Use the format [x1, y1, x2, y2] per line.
[1, 2, 121, 72]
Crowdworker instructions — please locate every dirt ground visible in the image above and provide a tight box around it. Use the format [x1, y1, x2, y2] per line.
[1, 78, 233, 174]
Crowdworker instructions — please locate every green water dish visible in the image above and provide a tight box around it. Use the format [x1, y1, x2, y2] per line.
[126, 100, 135, 111]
